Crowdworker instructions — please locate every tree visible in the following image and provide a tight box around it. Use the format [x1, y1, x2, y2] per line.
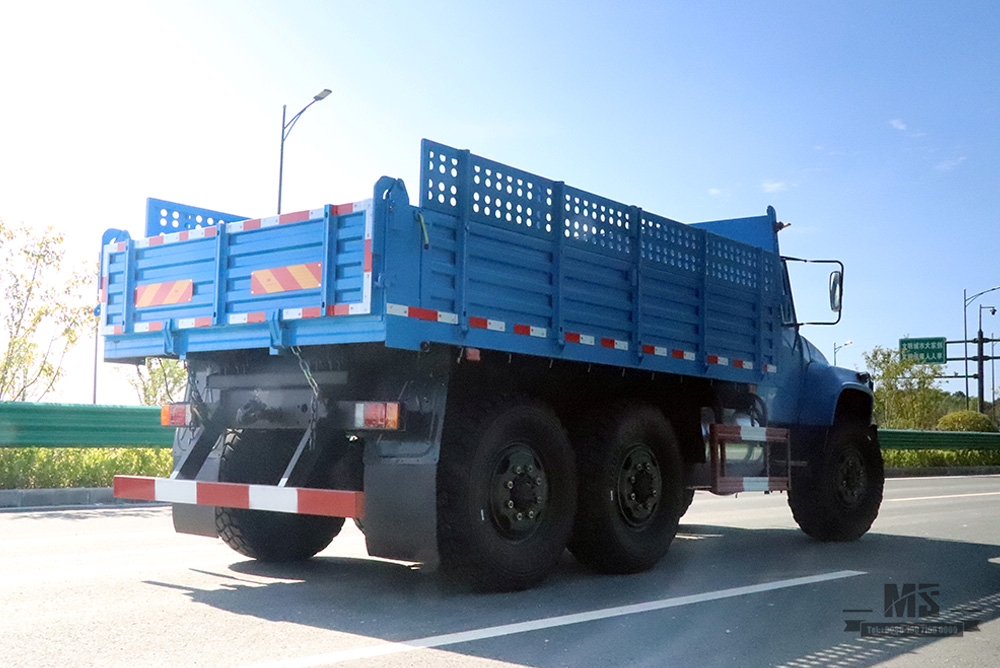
[0, 219, 90, 402]
[936, 410, 996, 432]
[126, 358, 187, 406]
[863, 346, 954, 430]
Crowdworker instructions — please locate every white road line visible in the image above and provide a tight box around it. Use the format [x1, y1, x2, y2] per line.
[884, 491, 1000, 503]
[240, 570, 865, 668]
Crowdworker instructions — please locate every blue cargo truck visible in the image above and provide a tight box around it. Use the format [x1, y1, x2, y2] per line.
[109, 140, 882, 591]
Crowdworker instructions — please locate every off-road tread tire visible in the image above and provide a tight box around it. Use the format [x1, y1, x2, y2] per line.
[436, 396, 576, 592]
[569, 403, 684, 574]
[788, 423, 883, 542]
[679, 488, 696, 517]
[215, 430, 344, 562]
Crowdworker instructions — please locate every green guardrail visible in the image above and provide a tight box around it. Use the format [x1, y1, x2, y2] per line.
[1, 403, 998, 452]
[0, 403, 173, 448]
[879, 429, 1000, 451]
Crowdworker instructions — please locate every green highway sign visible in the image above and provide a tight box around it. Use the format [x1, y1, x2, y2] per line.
[900, 337, 947, 364]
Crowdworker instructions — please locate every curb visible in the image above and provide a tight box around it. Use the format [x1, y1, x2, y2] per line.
[0, 487, 164, 512]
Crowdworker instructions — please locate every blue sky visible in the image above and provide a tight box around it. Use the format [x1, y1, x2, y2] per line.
[1, 1, 998, 402]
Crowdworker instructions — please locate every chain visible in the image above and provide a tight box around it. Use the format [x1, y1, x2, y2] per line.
[186, 364, 207, 427]
[291, 346, 320, 449]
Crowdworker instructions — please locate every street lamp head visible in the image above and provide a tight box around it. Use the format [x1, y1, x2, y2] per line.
[314, 89, 332, 101]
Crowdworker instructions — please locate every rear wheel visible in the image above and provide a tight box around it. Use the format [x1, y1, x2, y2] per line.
[437, 397, 576, 591]
[788, 423, 883, 541]
[216, 430, 345, 561]
[570, 404, 684, 573]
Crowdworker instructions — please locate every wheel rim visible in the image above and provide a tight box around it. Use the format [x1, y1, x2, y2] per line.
[617, 443, 662, 527]
[490, 443, 548, 540]
[835, 448, 868, 508]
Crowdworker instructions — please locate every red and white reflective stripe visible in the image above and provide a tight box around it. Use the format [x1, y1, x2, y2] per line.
[386, 303, 459, 325]
[177, 316, 212, 329]
[134, 321, 164, 333]
[764, 364, 778, 373]
[600, 337, 629, 351]
[707, 355, 755, 370]
[228, 312, 266, 325]
[225, 208, 325, 234]
[282, 307, 324, 321]
[565, 332, 595, 346]
[469, 316, 506, 332]
[103, 325, 123, 335]
[134, 225, 219, 248]
[113, 476, 365, 519]
[641, 345, 697, 361]
[513, 324, 547, 338]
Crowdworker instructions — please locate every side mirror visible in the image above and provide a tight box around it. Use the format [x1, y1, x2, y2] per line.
[829, 270, 843, 313]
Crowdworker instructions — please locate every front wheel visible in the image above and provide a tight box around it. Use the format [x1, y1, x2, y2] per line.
[788, 423, 883, 541]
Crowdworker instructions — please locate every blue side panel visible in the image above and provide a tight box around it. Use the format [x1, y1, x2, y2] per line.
[381, 139, 786, 382]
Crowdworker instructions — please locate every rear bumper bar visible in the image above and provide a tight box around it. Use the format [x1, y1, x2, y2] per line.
[113, 475, 364, 518]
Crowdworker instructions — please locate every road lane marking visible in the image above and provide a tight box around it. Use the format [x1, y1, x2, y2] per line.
[884, 491, 1000, 503]
[240, 570, 865, 668]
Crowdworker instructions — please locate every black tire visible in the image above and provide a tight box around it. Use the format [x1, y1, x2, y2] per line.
[679, 488, 696, 517]
[788, 423, 883, 541]
[437, 397, 576, 592]
[569, 404, 684, 574]
[216, 430, 345, 561]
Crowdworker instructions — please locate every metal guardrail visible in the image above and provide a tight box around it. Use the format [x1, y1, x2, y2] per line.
[1, 402, 997, 452]
[879, 429, 1000, 451]
[0, 403, 172, 448]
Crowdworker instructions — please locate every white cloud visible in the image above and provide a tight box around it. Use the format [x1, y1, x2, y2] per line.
[936, 156, 967, 171]
[890, 119, 907, 131]
[761, 180, 787, 193]
[708, 188, 724, 197]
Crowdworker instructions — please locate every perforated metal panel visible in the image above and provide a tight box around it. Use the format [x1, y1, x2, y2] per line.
[145, 198, 246, 238]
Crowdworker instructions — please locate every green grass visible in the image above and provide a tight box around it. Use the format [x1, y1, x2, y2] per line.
[0, 448, 171, 490]
[881, 448, 1000, 468]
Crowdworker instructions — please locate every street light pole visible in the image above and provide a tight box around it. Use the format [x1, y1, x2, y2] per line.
[833, 340, 853, 365]
[963, 285, 1000, 408]
[277, 88, 331, 214]
[978, 305, 996, 413]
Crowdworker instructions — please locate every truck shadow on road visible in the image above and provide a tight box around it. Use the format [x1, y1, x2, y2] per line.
[144, 524, 1000, 668]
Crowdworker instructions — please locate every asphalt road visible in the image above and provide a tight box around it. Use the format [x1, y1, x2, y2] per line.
[2, 475, 998, 668]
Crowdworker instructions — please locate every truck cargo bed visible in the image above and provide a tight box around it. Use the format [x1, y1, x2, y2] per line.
[102, 140, 784, 384]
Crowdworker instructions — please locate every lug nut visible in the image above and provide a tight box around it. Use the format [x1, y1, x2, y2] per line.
[515, 466, 523, 474]
[516, 512, 523, 521]
[527, 465, 534, 473]
[630, 476, 636, 483]
[507, 500, 514, 508]
[528, 510, 535, 519]
[630, 493, 636, 500]
[536, 477, 543, 485]
[651, 489, 657, 497]
[506, 480, 514, 489]
[536, 496, 543, 504]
